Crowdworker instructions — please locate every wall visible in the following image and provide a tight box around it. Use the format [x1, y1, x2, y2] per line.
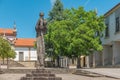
[89, 54, 93, 67]
[95, 52, 102, 66]
[14, 47, 37, 61]
[18, 61, 36, 67]
[103, 45, 113, 65]
[7, 36, 15, 40]
[30, 48, 37, 61]
[102, 7, 120, 45]
[101, 12, 115, 45]
[113, 41, 120, 64]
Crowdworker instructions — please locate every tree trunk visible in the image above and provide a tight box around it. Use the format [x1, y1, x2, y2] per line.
[7, 57, 9, 69]
[67, 58, 69, 69]
[77, 56, 81, 68]
[52, 58, 55, 67]
[57, 56, 60, 67]
[0, 60, 1, 70]
[2, 57, 4, 64]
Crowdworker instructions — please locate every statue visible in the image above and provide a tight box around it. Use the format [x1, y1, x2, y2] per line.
[20, 12, 62, 80]
[35, 12, 47, 69]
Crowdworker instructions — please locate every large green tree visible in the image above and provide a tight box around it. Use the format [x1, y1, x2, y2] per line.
[0, 37, 16, 65]
[46, 0, 64, 67]
[48, 0, 64, 22]
[45, 7, 105, 68]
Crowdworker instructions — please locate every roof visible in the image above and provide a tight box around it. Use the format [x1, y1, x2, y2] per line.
[104, 3, 120, 17]
[15, 38, 36, 47]
[0, 28, 15, 36]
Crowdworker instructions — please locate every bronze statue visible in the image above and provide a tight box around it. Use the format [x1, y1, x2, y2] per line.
[35, 12, 47, 69]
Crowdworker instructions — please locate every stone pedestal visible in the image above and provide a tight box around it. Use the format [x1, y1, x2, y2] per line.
[20, 69, 62, 80]
[0, 70, 4, 74]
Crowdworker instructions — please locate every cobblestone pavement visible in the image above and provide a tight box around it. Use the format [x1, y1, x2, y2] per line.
[81, 68, 120, 79]
[0, 74, 25, 80]
[0, 73, 119, 80]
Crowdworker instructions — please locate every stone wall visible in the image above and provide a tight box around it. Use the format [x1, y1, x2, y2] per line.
[2, 68, 76, 74]
[18, 61, 36, 67]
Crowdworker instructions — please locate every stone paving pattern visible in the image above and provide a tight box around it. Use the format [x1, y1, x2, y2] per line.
[0, 74, 119, 80]
[82, 68, 120, 79]
[0, 68, 120, 80]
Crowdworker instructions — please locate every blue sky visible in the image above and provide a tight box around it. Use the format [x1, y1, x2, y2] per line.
[0, 0, 120, 38]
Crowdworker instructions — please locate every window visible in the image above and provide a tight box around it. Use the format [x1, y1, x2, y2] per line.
[105, 24, 109, 37]
[116, 17, 119, 32]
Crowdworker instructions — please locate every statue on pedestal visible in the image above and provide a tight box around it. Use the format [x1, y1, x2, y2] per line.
[35, 12, 47, 69]
[20, 12, 62, 80]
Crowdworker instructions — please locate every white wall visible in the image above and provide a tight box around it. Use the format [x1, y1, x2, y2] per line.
[94, 52, 102, 66]
[102, 7, 120, 45]
[103, 45, 112, 65]
[101, 7, 120, 66]
[113, 42, 120, 64]
[7, 36, 15, 40]
[30, 48, 37, 61]
[101, 12, 115, 45]
[14, 47, 37, 61]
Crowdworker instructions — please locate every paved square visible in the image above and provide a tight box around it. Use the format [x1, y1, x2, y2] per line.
[0, 73, 119, 80]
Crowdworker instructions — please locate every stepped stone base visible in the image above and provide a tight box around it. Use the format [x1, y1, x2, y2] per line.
[20, 69, 62, 80]
[0, 70, 4, 74]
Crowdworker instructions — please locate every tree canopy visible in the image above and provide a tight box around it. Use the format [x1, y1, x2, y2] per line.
[48, 0, 64, 22]
[46, 0, 64, 57]
[45, 7, 105, 58]
[0, 37, 16, 59]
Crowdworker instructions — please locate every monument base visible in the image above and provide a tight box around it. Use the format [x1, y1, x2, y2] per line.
[0, 70, 4, 74]
[20, 69, 62, 80]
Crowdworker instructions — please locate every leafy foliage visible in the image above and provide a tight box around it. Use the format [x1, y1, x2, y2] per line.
[48, 0, 64, 22]
[46, 0, 64, 58]
[0, 37, 16, 59]
[45, 7, 105, 58]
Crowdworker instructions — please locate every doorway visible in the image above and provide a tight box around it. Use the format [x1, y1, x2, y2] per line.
[19, 52, 24, 61]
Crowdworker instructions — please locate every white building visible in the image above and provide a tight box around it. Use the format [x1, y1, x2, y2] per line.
[0, 24, 37, 67]
[102, 3, 120, 66]
[84, 3, 120, 68]
[14, 38, 37, 61]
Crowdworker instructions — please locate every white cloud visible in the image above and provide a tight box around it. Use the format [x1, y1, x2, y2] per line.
[50, 0, 56, 6]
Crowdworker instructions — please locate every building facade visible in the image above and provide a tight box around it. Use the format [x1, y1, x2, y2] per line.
[84, 3, 120, 68]
[0, 24, 37, 67]
[102, 3, 120, 66]
[14, 38, 37, 61]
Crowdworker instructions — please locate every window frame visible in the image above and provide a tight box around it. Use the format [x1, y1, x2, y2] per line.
[115, 17, 119, 33]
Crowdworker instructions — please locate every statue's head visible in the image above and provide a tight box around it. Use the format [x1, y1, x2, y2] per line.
[39, 12, 44, 18]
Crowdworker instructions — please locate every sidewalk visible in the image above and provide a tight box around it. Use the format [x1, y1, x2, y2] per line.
[81, 68, 120, 79]
[0, 73, 118, 80]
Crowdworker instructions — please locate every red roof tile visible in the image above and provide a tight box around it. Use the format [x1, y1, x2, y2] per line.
[0, 28, 15, 36]
[15, 38, 36, 47]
